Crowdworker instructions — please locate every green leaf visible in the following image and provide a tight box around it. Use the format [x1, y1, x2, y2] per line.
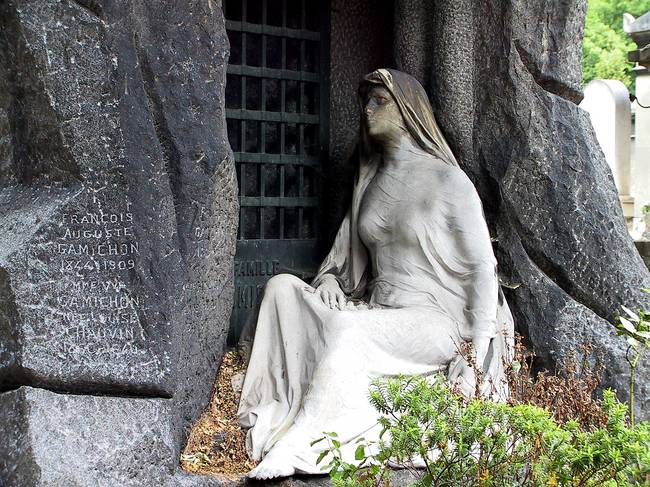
[621, 305, 640, 322]
[618, 316, 637, 334]
[310, 436, 326, 447]
[355, 445, 366, 461]
[635, 330, 650, 340]
[316, 451, 328, 465]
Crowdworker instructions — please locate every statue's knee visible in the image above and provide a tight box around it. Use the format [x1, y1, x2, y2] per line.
[324, 312, 360, 342]
[264, 273, 301, 296]
[321, 318, 364, 367]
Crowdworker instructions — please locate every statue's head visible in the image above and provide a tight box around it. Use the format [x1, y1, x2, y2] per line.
[361, 84, 408, 143]
[357, 69, 459, 167]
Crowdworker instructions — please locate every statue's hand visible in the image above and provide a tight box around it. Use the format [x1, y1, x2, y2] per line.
[315, 275, 347, 310]
[473, 335, 490, 371]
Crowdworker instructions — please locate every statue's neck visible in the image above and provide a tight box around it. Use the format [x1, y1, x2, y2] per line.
[380, 135, 429, 168]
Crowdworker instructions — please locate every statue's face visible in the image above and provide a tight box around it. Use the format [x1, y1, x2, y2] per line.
[363, 86, 405, 141]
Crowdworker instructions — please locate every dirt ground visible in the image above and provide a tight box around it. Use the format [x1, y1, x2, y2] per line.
[180, 349, 256, 479]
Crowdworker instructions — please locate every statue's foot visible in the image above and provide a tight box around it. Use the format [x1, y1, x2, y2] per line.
[247, 457, 296, 480]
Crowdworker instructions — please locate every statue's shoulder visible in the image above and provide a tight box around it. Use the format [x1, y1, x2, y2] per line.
[433, 162, 475, 191]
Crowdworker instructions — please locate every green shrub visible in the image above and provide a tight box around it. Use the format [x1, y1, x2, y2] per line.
[315, 376, 650, 487]
[616, 299, 650, 425]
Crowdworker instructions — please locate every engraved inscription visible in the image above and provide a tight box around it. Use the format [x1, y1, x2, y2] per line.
[234, 284, 265, 309]
[233, 260, 280, 309]
[51, 195, 146, 358]
[185, 204, 224, 318]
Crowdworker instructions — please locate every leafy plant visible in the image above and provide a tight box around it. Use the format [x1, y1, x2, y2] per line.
[616, 294, 650, 425]
[316, 376, 650, 487]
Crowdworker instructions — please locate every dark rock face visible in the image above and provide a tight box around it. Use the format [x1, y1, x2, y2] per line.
[0, 0, 237, 484]
[2, 0, 649, 484]
[1, 387, 177, 486]
[326, 0, 394, 238]
[425, 0, 650, 418]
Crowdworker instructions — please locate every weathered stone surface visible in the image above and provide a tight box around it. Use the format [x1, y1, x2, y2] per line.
[497, 222, 649, 410]
[0, 0, 237, 484]
[1, 387, 177, 486]
[0, 389, 37, 486]
[423, 0, 650, 418]
[393, 0, 434, 89]
[1, 385, 420, 486]
[0, 0, 236, 407]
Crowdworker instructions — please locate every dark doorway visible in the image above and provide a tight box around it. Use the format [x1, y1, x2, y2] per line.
[224, 0, 329, 344]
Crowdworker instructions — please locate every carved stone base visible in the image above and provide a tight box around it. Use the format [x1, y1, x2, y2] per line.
[2, 386, 421, 486]
[174, 470, 420, 487]
[1, 387, 177, 486]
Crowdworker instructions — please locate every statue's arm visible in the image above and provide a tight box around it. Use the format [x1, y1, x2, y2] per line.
[448, 173, 499, 368]
[311, 209, 352, 290]
[312, 207, 368, 296]
[310, 208, 366, 308]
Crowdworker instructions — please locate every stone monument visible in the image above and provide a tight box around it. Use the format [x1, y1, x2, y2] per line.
[0, 1, 237, 485]
[580, 80, 634, 222]
[1, 0, 649, 485]
[239, 69, 514, 480]
[625, 12, 650, 231]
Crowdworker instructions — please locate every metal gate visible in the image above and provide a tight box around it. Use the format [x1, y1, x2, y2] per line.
[224, 0, 328, 344]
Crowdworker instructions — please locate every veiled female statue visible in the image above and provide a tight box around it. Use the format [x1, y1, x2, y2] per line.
[238, 69, 514, 480]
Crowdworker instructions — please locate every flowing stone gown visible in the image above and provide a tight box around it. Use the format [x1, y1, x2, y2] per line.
[237, 69, 514, 475]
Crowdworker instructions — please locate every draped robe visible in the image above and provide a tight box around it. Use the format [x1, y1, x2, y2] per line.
[237, 69, 515, 474]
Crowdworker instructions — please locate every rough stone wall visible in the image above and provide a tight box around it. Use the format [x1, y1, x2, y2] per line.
[0, 0, 237, 484]
[358, 0, 649, 419]
[425, 0, 649, 417]
[429, 0, 478, 208]
[393, 0, 434, 90]
[326, 0, 393, 239]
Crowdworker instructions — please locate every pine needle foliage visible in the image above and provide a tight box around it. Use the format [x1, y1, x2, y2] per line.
[316, 376, 650, 487]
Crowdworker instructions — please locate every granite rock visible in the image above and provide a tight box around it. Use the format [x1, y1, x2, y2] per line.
[1, 387, 176, 486]
[0, 382, 419, 487]
[0, 0, 237, 410]
[0, 0, 237, 484]
[424, 0, 650, 418]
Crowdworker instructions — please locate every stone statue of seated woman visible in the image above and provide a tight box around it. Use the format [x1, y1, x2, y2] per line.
[237, 68, 514, 480]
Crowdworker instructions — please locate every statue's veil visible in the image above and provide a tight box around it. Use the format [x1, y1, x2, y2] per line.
[311, 69, 513, 399]
[358, 69, 459, 168]
[313, 69, 460, 296]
